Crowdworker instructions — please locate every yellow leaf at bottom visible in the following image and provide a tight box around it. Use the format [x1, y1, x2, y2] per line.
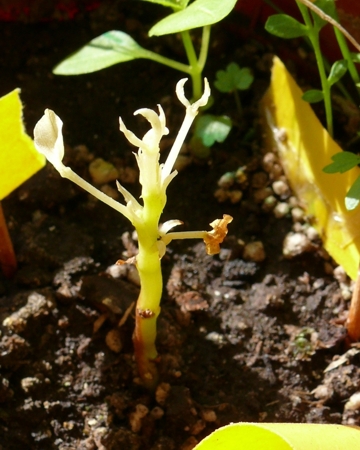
[0, 89, 45, 200]
[261, 57, 360, 280]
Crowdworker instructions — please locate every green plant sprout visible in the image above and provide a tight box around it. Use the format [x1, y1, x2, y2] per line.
[53, 0, 237, 101]
[264, 0, 360, 137]
[33, 78, 233, 389]
[214, 62, 254, 118]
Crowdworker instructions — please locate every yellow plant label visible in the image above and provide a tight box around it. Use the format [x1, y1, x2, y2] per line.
[261, 57, 360, 280]
[0, 89, 45, 200]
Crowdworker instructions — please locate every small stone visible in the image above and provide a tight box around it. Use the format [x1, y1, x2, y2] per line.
[155, 382, 171, 405]
[243, 241, 266, 262]
[253, 187, 272, 203]
[228, 190, 243, 204]
[262, 195, 277, 212]
[305, 226, 319, 241]
[272, 179, 290, 198]
[214, 188, 229, 203]
[105, 329, 122, 353]
[291, 207, 305, 222]
[344, 392, 360, 411]
[150, 406, 164, 420]
[217, 172, 235, 189]
[273, 202, 290, 218]
[201, 409, 217, 422]
[129, 404, 149, 432]
[262, 152, 277, 172]
[283, 232, 314, 258]
[333, 266, 348, 284]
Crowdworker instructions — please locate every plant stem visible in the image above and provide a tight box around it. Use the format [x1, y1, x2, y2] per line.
[133, 222, 163, 388]
[181, 29, 203, 100]
[142, 49, 192, 75]
[296, 1, 333, 136]
[0, 202, 17, 278]
[347, 266, 360, 342]
[333, 27, 360, 95]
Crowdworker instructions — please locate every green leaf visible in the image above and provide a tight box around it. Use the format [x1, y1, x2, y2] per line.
[149, 0, 237, 36]
[265, 14, 308, 39]
[327, 60, 348, 86]
[346, 176, 360, 210]
[214, 63, 254, 93]
[311, 0, 336, 30]
[141, 0, 189, 10]
[302, 89, 324, 103]
[53, 31, 150, 75]
[194, 114, 232, 147]
[323, 151, 360, 174]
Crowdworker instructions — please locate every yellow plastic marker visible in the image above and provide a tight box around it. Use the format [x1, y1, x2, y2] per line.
[261, 56, 360, 281]
[0, 89, 45, 277]
[0, 89, 45, 200]
[194, 422, 360, 449]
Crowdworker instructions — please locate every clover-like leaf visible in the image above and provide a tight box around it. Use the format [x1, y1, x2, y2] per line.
[214, 63, 254, 93]
[323, 151, 360, 174]
[194, 114, 232, 147]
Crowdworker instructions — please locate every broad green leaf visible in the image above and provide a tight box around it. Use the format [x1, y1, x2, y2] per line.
[214, 63, 253, 93]
[149, 0, 237, 36]
[327, 60, 347, 86]
[141, 0, 189, 10]
[194, 114, 232, 147]
[302, 89, 324, 103]
[323, 152, 360, 174]
[54, 31, 150, 75]
[346, 176, 360, 210]
[265, 14, 308, 39]
[0, 89, 45, 200]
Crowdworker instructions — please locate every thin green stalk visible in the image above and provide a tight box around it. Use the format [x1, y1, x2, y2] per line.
[181, 29, 202, 100]
[198, 25, 211, 73]
[142, 49, 191, 75]
[333, 27, 360, 92]
[297, 0, 333, 136]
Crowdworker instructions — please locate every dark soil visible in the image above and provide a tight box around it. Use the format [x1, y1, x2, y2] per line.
[1, 1, 360, 449]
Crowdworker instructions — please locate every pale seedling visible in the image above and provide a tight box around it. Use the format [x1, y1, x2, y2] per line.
[33, 78, 232, 388]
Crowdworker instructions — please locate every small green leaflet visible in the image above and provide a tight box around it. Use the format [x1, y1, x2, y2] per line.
[149, 0, 237, 36]
[265, 14, 308, 39]
[327, 60, 347, 87]
[302, 89, 324, 103]
[323, 151, 360, 174]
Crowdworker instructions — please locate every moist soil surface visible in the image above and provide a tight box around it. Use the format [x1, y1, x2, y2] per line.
[1, 2, 360, 449]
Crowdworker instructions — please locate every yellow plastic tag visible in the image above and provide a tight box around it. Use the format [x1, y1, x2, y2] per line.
[261, 56, 360, 280]
[194, 422, 360, 449]
[0, 89, 45, 200]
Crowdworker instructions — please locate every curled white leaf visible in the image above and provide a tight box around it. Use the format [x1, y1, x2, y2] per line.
[33, 109, 65, 170]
